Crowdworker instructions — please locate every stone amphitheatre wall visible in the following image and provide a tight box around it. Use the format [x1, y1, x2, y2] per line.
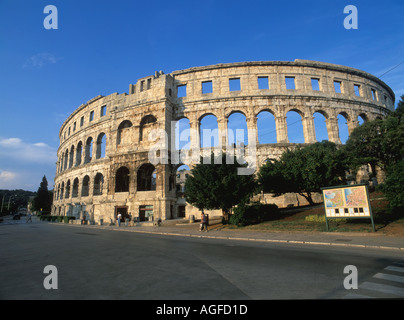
[53, 60, 394, 223]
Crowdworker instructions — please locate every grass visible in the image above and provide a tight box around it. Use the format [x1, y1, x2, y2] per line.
[218, 191, 404, 234]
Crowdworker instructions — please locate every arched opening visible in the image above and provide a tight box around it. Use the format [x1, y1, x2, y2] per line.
[199, 114, 219, 148]
[115, 167, 130, 193]
[174, 117, 191, 151]
[93, 173, 104, 196]
[69, 146, 74, 168]
[60, 182, 64, 200]
[227, 112, 248, 146]
[313, 111, 329, 142]
[286, 110, 304, 143]
[84, 137, 93, 164]
[137, 163, 156, 191]
[82, 175, 90, 197]
[63, 149, 68, 171]
[338, 113, 349, 144]
[57, 184, 60, 200]
[139, 115, 157, 142]
[257, 110, 277, 144]
[75, 141, 83, 166]
[117, 120, 132, 145]
[175, 164, 190, 218]
[358, 114, 367, 125]
[96, 133, 106, 159]
[65, 180, 71, 199]
[72, 178, 79, 198]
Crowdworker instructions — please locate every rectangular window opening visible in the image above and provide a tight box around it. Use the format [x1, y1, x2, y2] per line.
[371, 89, 377, 101]
[334, 81, 342, 93]
[202, 81, 213, 94]
[80, 116, 84, 127]
[258, 76, 269, 90]
[177, 84, 187, 98]
[229, 78, 241, 91]
[147, 78, 152, 90]
[100, 105, 106, 117]
[89, 111, 94, 122]
[73, 122, 76, 132]
[311, 78, 320, 91]
[354, 84, 361, 97]
[285, 76, 295, 90]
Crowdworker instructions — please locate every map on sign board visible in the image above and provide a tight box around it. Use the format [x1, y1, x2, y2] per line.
[322, 185, 371, 218]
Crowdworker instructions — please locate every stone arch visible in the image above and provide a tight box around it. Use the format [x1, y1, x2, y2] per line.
[337, 112, 350, 144]
[257, 110, 277, 144]
[139, 115, 157, 142]
[358, 113, 368, 125]
[84, 137, 93, 164]
[174, 117, 191, 150]
[76, 141, 83, 166]
[82, 175, 90, 197]
[286, 109, 304, 143]
[115, 166, 130, 193]
[93, 172, 104, 196]
[227, 111, 248, 146]
[63, 149, 69, 171]
[199, 114, 219, 148]
[96, 132, 106, 159]
[117, 120, 132, 145]
[60, 182, 64, 200]
[137, 163, 156, 191]
[69, 145, 75, 168]
[65, 179, 71, 199]
[313, 111, 329, 142]
[72, 178, 79, 198]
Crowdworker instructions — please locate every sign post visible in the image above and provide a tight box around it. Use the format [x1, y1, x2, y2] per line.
[321, 184, 375, 232]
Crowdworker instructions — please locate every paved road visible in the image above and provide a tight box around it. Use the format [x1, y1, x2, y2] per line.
[1, 219, 403, 300]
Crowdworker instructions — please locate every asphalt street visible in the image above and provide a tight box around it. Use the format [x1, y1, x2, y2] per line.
[1, 218, 404, 300]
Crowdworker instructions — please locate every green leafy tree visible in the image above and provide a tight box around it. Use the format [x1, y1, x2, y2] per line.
[32, 175, 53, 213]
[344, 116, 404, 174]
[184, 153, 258, 221]
[257, 141, 348, 205]
[380, 160, 404, 211]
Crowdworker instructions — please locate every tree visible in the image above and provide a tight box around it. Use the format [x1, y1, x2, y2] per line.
[257, 141, 348, 205]
[32, 175, 53, 213]
[184, 153, 258, 221]
[343, 95, 404, 175]
[380, 160, 404, 211]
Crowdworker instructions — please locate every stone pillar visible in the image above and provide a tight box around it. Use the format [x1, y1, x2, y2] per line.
[326, 117, 340, 143]
[246, 115, 258, 146]
[275, 115, 288, 143]
[347, 119, 359, 135]
[217, 117, 228, 148]
[302, 115, 316, 143]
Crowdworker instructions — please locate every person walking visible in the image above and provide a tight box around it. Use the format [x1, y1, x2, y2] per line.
[200, 213, 208, 232]
[117, 212, 122, 227]
[26, 213, 32, 223]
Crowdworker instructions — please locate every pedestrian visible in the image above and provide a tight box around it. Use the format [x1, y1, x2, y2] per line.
[117, 212, 122, 227]
[200, 213, 208, 232]
[26, 213, 32, 223]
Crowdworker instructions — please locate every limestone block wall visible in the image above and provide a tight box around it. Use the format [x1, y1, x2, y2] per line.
[53, 60, 394, 222]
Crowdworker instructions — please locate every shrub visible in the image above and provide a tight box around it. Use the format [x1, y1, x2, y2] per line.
[230, 202, 279, 226]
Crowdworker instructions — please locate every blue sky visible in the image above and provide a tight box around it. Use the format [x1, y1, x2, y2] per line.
[0, 0, 403, 191]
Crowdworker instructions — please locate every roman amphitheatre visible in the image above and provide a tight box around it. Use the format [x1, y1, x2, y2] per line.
[52, 60, 395, 224]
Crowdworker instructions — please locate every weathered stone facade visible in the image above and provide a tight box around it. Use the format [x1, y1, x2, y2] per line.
[53, 60, 395, 223]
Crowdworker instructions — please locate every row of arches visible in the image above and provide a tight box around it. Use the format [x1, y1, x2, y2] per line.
[58, 114, 158, 175]
[56, 173, 104, 200]
[176, 110, 371, 148]
[55, 163, 158, 202]
[58, 133, 106, 174]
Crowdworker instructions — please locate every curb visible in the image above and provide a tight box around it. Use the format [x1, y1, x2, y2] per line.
[49, 222, 404, 252]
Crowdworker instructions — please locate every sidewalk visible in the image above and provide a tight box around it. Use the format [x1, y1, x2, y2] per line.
[50, 219, 404, 252]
